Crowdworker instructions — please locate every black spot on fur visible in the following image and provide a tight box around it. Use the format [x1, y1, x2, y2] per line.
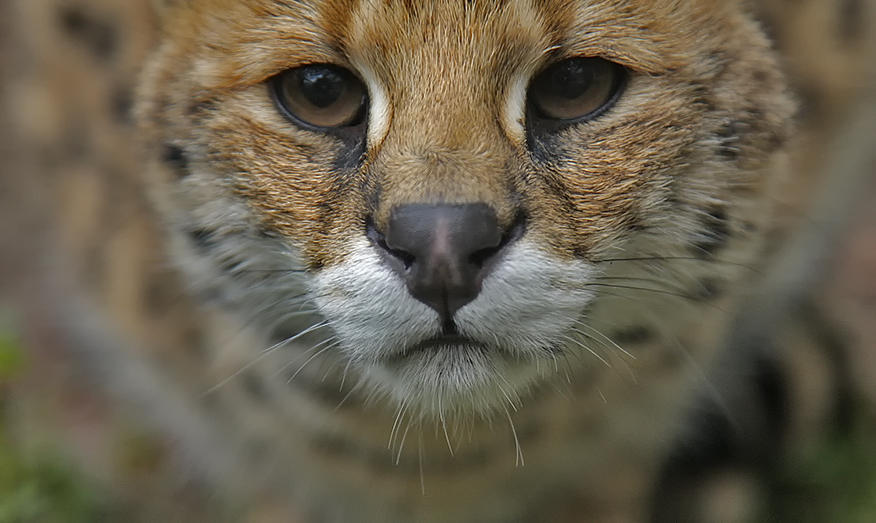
[628, 222, 648, 232]
[571, 245, 590, 258]
[751, 69, 769, 85]
[753, 355, 788, 440]
[188, 228, 214, 252]
[690, 84, 714, 111]
[528, 167, 577, 232]
[111, 85, 134, 124]
[839, 0, 864, 44]
[610, 325, 655, 346]
[707, 50, 728, 77]
[692, 208, 731, 258]
[766, 130, 787, 153]
[333, 136, 367, 171]
[651, 354, 788, 522]
[161, 144, 190, 177]
[716, 120, 744, 160]
[256, 226, 278, 239]
[188, 98, 220, 120]
[58, 5, 118, 61]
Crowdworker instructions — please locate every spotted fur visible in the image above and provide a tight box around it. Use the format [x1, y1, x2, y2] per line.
[1, 0, 873, 522]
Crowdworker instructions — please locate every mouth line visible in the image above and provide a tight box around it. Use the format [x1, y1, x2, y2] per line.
[382, 335, 490, 364]
[409, 334, 488, 352]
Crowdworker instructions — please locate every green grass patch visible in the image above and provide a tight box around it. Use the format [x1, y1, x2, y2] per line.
[0, 328, 106, 523]
[764, 408, 876, 523]
[0, 443, 107, 523]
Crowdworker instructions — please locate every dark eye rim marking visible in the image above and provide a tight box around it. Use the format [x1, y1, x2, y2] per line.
[525, 57, 629, 137]
[269, 63, 369, 137]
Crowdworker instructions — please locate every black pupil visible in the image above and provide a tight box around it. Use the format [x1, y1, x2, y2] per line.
[547, 60, 595, 100]
[300, 67, 345, 108]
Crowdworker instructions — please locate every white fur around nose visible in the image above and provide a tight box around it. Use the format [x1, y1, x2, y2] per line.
[312, 238, 598, 413]
[454, 243, 597, 354]
[313, 240, 438, 361]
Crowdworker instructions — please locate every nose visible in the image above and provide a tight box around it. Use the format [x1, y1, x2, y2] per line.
[368, 203, 521, 325]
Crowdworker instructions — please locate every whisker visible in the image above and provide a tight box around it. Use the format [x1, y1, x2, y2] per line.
[202, 320, 331, 395]
[395, 416, 414, 465]
[333, 379, 366, 412]
[573, 328, 638, 383]
[286, 342, 338, 383]
[559, 334, 611, 367]
[585, 282, 696, 301]
[594, 275, 687, 288]
[585, 283, 733, 315]
[662, 329, 739, 430]
[418, 433, 426, 496]
[495, 374, 521, 412]
[271, 339, 330, 379]
[260, 319, 332, 355]
[210, 293, 310, 357]
[503, 405, 524, 467]
[339, 359, 352, 391]
[233, 269, 309, 274]
[558, 351, 574, 384]
[389, 398, 409, 451]
[594, 255, 761, 274]
[570, 323, 635, 360]
[436, 396, 455, 456]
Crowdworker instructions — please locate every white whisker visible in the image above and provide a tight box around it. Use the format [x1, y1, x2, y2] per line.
[202, 320, 332, 395]
[286, 342, 338, 383]
[559, 333, 611, 367]
[503, 405, 524, 467]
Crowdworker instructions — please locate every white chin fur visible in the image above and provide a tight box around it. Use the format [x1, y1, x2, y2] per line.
[313, 239, 597, 417]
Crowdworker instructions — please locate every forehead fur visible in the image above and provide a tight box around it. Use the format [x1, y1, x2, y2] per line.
[163, 0, 739, 89]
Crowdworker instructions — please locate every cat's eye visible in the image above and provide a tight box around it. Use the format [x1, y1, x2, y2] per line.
[271, 64, 367, 129]
[528, 57, 626, 122]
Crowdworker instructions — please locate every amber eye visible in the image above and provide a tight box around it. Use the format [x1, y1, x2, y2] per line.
[272, 64, 367, 129]
[528, 57, 625, 122]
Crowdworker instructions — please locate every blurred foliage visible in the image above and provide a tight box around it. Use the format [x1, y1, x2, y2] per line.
[0, 329, 24, 381]
[0, 328, 106, 523]
[0, 442, 107, 523]
[764, 405, 876, 523]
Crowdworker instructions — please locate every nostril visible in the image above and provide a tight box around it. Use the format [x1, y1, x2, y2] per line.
[468, 211, 527, 267]
[366, 216, 416, 270]
[390, 247, 416, 270]
[468, 245, 501, 267]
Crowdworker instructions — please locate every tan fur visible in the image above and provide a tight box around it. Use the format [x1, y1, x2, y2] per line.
[2, 0, 873, 522]
[139, 0, 791, 266]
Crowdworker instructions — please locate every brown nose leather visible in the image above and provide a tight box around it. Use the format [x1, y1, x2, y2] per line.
[371, 203, 508, 324]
